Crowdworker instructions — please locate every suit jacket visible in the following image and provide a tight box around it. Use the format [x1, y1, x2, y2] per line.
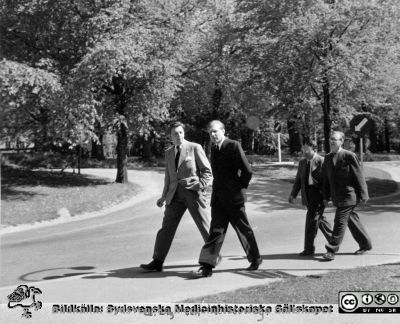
[161, 139, 212, 205]
[210, 138, 252, 206]
[290, 154, 324, 206]
[322, 148, 369, 207]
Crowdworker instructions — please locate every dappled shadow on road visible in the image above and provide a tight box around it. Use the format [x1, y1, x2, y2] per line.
[19, 266, 97, 282]
[247, 177, 299, 212]
[82, 265, 192, 280]
[247, 165, 302, 212]
[80, 265, 299, 281]
[247, 165, 399, 214]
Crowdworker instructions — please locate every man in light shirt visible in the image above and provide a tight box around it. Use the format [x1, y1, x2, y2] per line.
[289, 140, 333, 256]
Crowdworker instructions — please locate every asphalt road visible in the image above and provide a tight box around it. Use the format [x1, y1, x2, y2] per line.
[1, 163, 400, 323]
[1, 163, 400, 292]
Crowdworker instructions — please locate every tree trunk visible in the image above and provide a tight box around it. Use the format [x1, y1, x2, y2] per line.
[142, 136, 153, 161]
[287, 118, 302, 154]
[211, 80, 222, 119]
[115, 121, 128, 183]
[384, 118, 390, 152]
[322, 82, 331, 153]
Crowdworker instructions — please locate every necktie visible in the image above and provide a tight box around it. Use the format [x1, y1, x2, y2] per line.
[175, 146, 181, 171]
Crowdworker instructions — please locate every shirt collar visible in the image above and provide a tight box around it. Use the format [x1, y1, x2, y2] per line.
[217, 137, 226, 150]
[307, 152, 316, 162]
[333, 147, 342, 155]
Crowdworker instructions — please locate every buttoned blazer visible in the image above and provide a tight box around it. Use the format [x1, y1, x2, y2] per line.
[210, 138, 252, 206]
[322, 149, 369, 207]
[161, 139, 212, 205]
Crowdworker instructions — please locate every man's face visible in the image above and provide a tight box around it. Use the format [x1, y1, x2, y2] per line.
[302, 145, 314, 160]
[208, 123, 225, 144]
[170, 126, 185, 146]
[329, 133, 343, 152]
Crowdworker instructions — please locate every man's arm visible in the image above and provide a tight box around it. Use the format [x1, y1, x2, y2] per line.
[160, 151, 170, 200]
[290, 161, 302, 200]
[348, 152, 369, 202]
[235, 141, 252, 188]
[194, 144, 212, 189]
[322, 158, 331, 203]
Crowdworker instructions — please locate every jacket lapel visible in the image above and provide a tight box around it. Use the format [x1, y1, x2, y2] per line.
[219, 138, 228, 152]
[334, 150, 344, 170]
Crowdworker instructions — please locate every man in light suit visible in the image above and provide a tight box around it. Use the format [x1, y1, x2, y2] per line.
[289, 140, 332, 256]
[140, 122, 212, 272]
[322, 131, 372, 261]
[192, 120, 262, 278]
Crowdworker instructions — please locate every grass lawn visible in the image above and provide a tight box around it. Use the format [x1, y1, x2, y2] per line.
[184, 262, 400, 304]
[1, 166, 137, 226]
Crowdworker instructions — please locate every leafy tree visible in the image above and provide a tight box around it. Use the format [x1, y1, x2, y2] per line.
[72, 0, 209, 182]
[235, 0, 400, 152]
[0, 59, 62, 150]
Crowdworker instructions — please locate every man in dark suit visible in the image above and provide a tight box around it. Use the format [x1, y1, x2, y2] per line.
[322, 131, 372, 261]
[140, 122, 213, 272]
[192, 120, 262, 278]
[289, 140, 332, 256]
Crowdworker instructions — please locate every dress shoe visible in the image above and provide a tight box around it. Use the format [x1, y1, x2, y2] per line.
[322, 252, 335, 261]
[140, 260, 163, 272]
[299, 250, 315, 257]
[191, 266, 213, 278]
[354, 247, 372, 255]
[246, 258, 263, 271]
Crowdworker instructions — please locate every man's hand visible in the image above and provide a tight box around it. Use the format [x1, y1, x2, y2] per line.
[156, 197, 165, 208]
[360, 198, 368, 206]
[288, 195, 295, 204]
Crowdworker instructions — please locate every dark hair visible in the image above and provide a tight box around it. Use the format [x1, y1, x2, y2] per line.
[169, 121, 185, 133]
[303, 139, 317, 150]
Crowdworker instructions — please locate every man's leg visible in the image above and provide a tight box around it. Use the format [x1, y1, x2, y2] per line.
[198, 204, 229, 267]
[185, 190, 210, 242]
[303, 198, 320, 253]
[348, 208, 372, 251]
[229, 204, 261, 264]
[325, 205, 354, 254]
[152, 196, 187, 262]
[317, 201, 333, 242]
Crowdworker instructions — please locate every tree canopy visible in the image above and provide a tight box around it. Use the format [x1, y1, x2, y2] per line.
[1, 0, 399, 179]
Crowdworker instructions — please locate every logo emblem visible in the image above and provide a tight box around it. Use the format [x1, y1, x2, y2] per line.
[387, 294, 399, 305]
[362, 293, 373, 305]
[7, 285, 42, 318]
[341, 294, 358, 312]
[374, 293, 386, 305]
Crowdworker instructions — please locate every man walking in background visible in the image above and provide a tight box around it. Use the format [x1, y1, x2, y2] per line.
[322, 131, 372, 261]
[140, 122, 213, 272]
[289, 140, 333, 256]
[192, 120, 262, 278]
